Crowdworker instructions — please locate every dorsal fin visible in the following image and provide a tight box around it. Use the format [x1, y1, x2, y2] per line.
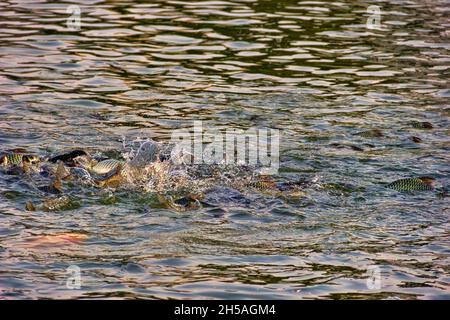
[55, 161, 70, 180]
[49, 161, 65, 192]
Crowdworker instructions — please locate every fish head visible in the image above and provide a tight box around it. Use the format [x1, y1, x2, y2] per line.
[74, 154, 94, 168]
[23, 154, 40, 164]
[419, 176, 435, 186]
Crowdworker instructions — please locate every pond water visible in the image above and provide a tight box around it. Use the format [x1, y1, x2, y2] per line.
[0, 0, 449, 299]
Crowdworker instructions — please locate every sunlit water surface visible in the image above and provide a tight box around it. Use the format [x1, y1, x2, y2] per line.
[0, 0, 449, 299]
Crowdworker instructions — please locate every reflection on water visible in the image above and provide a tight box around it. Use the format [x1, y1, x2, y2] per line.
[0, 0, 449, 299]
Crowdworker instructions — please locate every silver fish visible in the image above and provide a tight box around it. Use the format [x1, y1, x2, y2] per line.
[70, 167, 92, 182]
[90, 159, 123, 175]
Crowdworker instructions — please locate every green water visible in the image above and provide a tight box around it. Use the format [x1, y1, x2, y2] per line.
[0, 0, 449, 299]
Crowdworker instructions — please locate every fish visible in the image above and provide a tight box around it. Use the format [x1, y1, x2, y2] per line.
[322, 182, 359, 194]
[90, 159, 123, 175]
[73, 154, 96, 168]
[411, 121, 433, 129]
[70, 167, 92, 181]
[276, 179, 313, 191]
[173, 196, 202, 210]
[354, 129, 384, 138]
[409, 136, 422, 143]
[55, 160, 71, 180]
[48, 149, 90, 166]
[273, 181, 308, 198]
[26, 195, 74, 212]
[157, 194, 202, 212]
[241, 175, 308, 193]
[245, 180, 277, 191]
[0, 153, 39, 167]
[0, 153, 23, 166]
[94, 163, 125, 188]
[1, 153, 40, 174]
[240, 178, 308, 198]
[386, 177, 435, 191]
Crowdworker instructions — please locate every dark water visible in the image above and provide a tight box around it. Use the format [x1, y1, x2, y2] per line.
[0, 0, 449, 299]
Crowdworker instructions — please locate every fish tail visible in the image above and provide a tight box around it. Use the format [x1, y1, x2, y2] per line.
[0, 154, 7, 166]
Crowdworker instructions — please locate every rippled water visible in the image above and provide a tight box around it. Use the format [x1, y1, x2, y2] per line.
[0, 0, 449, 299]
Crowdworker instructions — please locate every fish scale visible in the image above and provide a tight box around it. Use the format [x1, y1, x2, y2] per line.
[1, 153, 24, 166]
[26, 195, 73, 212]
[90, 159, 123, 175]
[246, 181, 277, 190]
[387, 178, 433, 191]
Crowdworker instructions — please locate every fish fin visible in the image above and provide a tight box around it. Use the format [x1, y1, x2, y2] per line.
[157, 194, 185, 211]
[55, 161, 70, 180]
[25, 201, 36, 211]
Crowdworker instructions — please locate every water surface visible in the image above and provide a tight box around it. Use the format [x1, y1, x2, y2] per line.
[0, 0, 449, 299]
